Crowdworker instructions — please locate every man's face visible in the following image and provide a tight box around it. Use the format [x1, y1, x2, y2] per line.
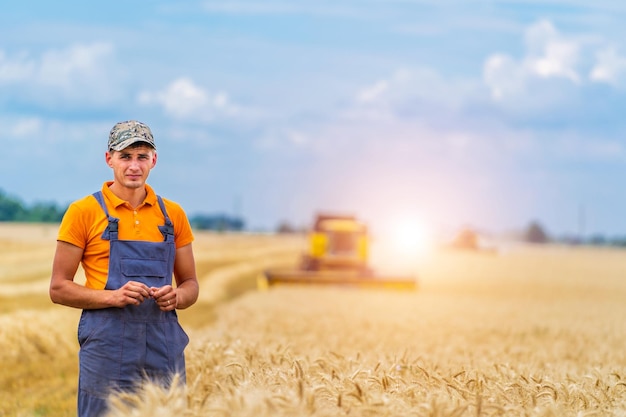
[105, 144, 157, 190]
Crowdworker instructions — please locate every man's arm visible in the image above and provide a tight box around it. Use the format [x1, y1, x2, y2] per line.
[171, 243, 199, 309]
[49, 241, 153, 309]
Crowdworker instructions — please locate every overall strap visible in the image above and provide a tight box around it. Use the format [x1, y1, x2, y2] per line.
[92, 191, 119, 241]
[156, 195, 175, 242]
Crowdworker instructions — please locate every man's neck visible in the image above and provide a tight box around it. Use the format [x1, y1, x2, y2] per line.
[109, 183, 147, 209]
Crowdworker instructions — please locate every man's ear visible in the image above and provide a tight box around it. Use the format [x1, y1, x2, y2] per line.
[105, 151, 113, 167]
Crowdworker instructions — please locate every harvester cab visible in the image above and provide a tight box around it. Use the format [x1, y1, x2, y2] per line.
[300, 214, 370, 273]
[259, 213, 417, 290]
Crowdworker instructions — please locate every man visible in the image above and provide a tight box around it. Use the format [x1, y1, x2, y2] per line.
[50, 120, 199, 417]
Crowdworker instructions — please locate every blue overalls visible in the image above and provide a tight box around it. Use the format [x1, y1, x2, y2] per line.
[77, 191, 189, 417]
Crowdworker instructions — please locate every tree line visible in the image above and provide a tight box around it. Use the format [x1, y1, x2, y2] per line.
[0, 188, 245, 231]
[0, 189, 66, 222]
[0, 188, 619, 240]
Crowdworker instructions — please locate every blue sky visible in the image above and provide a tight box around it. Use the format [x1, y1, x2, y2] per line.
[2, 1, 626, 238]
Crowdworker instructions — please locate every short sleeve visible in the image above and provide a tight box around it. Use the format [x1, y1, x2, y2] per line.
[57, 202, 88, 249]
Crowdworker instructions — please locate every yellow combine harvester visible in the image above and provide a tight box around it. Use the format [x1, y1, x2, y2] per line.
[259, 213, 417, 290]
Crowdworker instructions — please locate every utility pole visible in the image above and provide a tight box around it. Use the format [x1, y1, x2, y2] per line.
[578, 203, 585, 243]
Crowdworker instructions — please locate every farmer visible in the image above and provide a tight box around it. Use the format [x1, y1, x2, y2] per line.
[49, 120, 199, 417]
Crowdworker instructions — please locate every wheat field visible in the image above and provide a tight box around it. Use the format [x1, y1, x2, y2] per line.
[2, 223, 626, 416]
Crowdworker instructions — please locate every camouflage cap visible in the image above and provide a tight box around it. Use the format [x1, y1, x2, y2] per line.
[108, 120, 156, 151]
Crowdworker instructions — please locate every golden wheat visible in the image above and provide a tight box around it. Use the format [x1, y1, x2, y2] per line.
[4, 224, 626, 416]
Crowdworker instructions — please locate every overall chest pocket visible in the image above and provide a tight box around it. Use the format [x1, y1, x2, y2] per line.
[120, 258, 167, 280]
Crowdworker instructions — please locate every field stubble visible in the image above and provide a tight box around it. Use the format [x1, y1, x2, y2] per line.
[2, 223, 626, 416]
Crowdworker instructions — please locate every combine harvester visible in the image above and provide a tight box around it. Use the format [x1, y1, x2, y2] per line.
[259, 213, 417, 290]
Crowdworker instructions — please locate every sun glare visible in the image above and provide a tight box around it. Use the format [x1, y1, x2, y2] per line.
[389, 217, 433, 256]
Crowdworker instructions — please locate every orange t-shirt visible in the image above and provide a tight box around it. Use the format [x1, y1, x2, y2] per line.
[57, 182, 194, 290]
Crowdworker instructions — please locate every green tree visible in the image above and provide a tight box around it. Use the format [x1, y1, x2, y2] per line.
[0, 189, 66, 222]
[27, 201, 66, 222]
[0, 190, 26, 221]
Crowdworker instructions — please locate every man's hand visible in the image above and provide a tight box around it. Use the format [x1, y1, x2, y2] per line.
[151, 285, 177, 311]
[113, 281, 154, 307]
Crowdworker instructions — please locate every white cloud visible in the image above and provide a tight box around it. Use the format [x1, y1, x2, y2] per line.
[483, 20, 585, 102]
[138, 77, 238, 122]
[356, 79, 389, 104]
[38, 43, 115, 88]
[0, 50, 35, 82]
[327, 17, 626, 170]
[0, 43, 122, 106]
[523, 20, 581, 83]
[0, 116, 110, 160]
[483, 18, 626, 100]
[351, 67, 478, 120]
[253, 126, 311, 150]
[590, 47, 626, 87]
[483, 54, 525, 100]
[285, 129, 308, 145]
[6, 117, 42, 137]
